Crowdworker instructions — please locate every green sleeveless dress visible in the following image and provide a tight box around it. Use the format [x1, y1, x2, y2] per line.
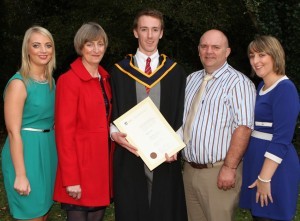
[1, 73, 57, 219]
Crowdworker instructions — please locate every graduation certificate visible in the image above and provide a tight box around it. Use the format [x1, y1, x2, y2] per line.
[113, 97, 186, 170]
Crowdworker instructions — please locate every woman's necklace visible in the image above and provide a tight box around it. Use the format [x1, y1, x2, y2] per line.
[30, 73, 48, 83]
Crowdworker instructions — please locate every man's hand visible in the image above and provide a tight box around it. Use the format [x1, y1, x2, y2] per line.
[111, 132, 139, 156]
[165, 152, 177, 162]
[217, 165, 236, 190]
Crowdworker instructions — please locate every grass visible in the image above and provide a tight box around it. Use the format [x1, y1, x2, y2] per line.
[0, 128, 299, 221]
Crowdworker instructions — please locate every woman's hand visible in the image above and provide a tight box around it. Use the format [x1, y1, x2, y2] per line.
[14, 175, 31, 196]
[249, 179, 273, 207]
[66, 185, 82, 200]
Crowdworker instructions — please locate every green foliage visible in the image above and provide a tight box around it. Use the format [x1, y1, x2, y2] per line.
[1, 0, 299, 80]
[243, 0, 300, 87]
[1, 0, 257, 78]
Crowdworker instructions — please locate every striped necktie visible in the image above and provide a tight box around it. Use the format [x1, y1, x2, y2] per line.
[145, 57, 152, 94]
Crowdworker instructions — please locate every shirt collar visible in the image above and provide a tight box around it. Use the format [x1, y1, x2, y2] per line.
[135, 48, 160, 62]
[204, 62, 228, 78]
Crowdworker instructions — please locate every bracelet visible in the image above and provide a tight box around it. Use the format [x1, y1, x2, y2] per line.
[257, 175, 271, 183]
[223, 164, 237, 170]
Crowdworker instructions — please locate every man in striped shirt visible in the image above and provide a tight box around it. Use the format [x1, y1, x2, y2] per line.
[180, 29, 256, 221]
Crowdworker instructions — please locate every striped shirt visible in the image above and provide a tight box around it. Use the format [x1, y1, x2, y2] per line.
[181, 62, 256, 164]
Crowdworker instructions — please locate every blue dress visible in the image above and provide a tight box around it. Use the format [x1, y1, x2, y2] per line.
[1, 73, 57, 219]
[240, 77, 300, 220]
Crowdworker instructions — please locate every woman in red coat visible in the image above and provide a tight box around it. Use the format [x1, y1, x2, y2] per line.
[53, 22, 112, 221]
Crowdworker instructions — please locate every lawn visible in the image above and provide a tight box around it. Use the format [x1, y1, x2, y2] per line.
[0, 127, 299, 221]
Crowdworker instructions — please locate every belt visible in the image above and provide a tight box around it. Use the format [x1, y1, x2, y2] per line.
[251, 130, 272, 141]
[188, 161, 224, 169]
[22, 127, 53, 133]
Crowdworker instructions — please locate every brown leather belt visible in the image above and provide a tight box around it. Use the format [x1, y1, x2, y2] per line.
[188, 161, 224, 169]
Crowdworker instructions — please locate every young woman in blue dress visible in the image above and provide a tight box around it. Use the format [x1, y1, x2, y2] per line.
[1, 26, 57, 220]
[239, 35, 300, 221]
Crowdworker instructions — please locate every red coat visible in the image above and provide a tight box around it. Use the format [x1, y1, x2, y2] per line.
[53, 57, 112, 206]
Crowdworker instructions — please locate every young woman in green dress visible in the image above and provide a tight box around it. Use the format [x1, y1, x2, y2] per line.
[1, 26, 57, 220]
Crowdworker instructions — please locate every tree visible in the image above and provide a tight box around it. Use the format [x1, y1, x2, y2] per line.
[0, 0, 299, 82]
[243, 0, 300, 87]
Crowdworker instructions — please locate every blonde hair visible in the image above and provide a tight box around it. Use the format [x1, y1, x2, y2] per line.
[74, 22, 108, 56]
[20, 26, 56, 89]
[248, 35, 285, 75]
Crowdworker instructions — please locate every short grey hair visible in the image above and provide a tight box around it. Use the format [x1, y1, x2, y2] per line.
[74, 22, 108, 56]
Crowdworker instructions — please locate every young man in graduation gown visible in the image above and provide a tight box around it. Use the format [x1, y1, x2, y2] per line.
[110, 8, 188, 221]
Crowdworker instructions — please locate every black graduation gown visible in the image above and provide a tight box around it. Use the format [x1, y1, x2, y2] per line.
[110, 55, 188, 221]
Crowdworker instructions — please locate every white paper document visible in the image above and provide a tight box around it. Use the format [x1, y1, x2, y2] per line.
[113, 97, 186, 170]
